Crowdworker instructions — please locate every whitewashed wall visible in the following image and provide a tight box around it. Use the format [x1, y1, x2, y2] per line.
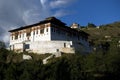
[9, 23, 91, 54]
[11, 40, 90, 54]
[10, 23, 51, 45]
[30, 27, 51, 42]
[25, 41, 74, 54]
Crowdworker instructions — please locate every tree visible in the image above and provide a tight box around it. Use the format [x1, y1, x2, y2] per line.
[101, 42, 110, 54]
[0, 62, 6, 80]
[87, 23, 96, 28]
[0, 48, 9, 62]
[4, 63, 18, 80]
[0, 41, 6, 48]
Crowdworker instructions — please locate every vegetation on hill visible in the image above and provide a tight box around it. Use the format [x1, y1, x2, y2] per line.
[82, 22, 120, 40]
[0, 47, 120, 80]
[0, 21, 120, 80]
[81, 22, 120, 51]
[0, 41, 6, 48]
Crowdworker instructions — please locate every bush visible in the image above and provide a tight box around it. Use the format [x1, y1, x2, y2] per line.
[0, 49, 120, 80]
[0, 48, 9, 62]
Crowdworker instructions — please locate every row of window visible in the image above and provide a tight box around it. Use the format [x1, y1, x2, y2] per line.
[51, 27, 81, 37]
[27, 28, 48, 36]
[12, 28, 48, 40]
[51, 27, 87, 41]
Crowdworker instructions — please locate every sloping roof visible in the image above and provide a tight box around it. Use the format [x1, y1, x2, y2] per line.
[9, 17, 66, 32]
[8, 17, 89, 36]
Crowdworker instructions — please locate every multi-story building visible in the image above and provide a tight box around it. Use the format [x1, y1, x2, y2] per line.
[9, 17, 90, 54]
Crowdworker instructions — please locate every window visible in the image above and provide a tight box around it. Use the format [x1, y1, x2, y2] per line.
[54, 28, 56, 32]
[40, 29, 44, 34]
[15, 34, 18, 39]
[36, 30, 38, 34]
[51, 27, 56, 32]
[11, 36, 14, 40]
[23, 34, 24, 38]
[25, 44, 30, 49]
[67, 33, 71, 37]
[33, 31, 35, 35]
[64, 43, 66, 47]
[27, 37, 30, 41]
[26, 32, 30, 36]
[51, 27, 54, 32]
[46, 28, 48, 32]
[26, 29, 31, 36]
[56, 49, 59, 52]
[19, 34, 21, 38]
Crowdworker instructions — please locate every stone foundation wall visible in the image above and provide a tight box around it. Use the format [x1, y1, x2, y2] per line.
[26, 41, 74, 54]
[10, 41, 90, 54]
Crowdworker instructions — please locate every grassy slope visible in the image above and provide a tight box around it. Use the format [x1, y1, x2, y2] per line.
[82, 22, 120, 44]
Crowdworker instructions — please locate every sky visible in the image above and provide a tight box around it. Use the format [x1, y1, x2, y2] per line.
[0, 0, 120, 43]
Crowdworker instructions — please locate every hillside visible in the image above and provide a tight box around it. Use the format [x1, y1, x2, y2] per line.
[81, 22, 120, 44]
[0, 48, 120, 80]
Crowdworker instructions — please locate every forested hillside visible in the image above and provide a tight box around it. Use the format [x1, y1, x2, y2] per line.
[0, 48, 120, 80]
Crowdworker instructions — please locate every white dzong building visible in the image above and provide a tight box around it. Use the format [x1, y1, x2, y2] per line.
[9, 17, 90, 54]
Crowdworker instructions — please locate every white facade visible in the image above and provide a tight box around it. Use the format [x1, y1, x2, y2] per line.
[10, 23, 51, 45]
[9, 17, 91, 54]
